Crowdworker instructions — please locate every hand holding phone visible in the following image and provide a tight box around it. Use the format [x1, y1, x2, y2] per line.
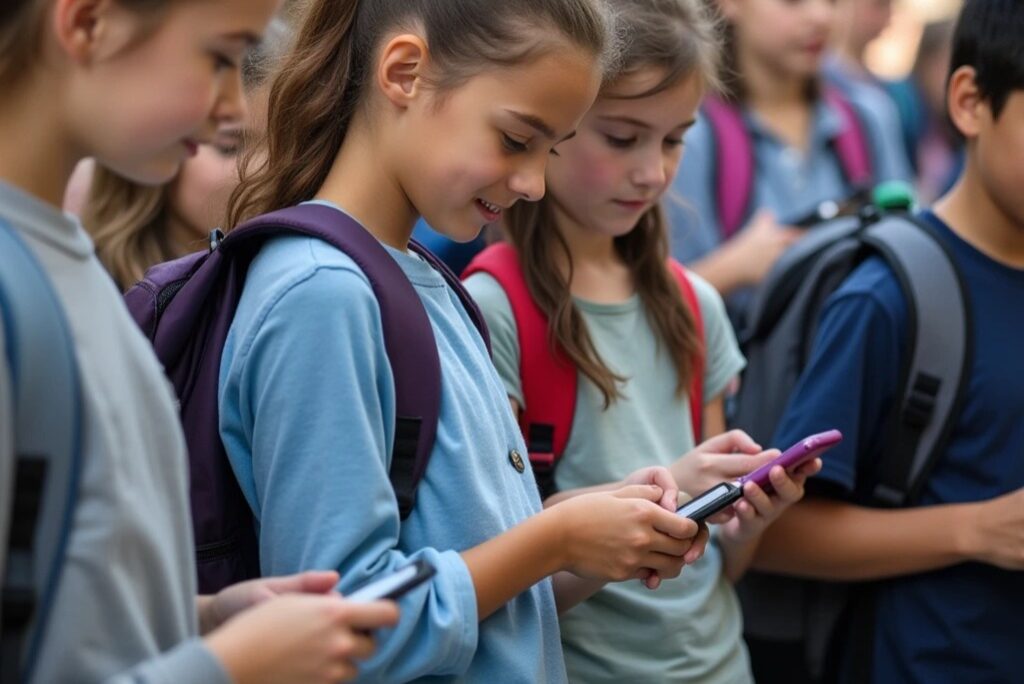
[346, 560, 436, 603]
[676, 430, 841, 523]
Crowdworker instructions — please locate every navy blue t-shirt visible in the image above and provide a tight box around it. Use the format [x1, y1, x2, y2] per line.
[774, 211, 1024, 683]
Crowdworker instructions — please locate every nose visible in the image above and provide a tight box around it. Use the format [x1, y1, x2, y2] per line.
[508, 157, 547, 202]
[632, 147, 668, 190]
[211, 69, 249, 129]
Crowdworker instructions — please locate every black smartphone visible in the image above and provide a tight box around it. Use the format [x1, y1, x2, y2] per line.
[675, 481, 743, 524]
[346, 560, 436, 603]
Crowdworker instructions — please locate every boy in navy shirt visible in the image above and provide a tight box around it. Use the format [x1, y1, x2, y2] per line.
[753, 1, 1024, 682]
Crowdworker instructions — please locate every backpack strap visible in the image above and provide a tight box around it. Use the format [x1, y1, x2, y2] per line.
[668, 261, 705, 441]
[463, 243, 575, 498]
[228, 204, 448, 519]
[703, 95, 755, 241]
[704, 89, 874, 241]
[823, 86, 874, 192]
[409, 241, 491, 353]
[464, 246, 708, 494]
[0, 221, 83, 684]
[861, 215, 972, 507]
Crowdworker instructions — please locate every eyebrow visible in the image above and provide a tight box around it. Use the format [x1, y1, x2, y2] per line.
[506, 110, 568, 142]
[598, 115, 698, 131]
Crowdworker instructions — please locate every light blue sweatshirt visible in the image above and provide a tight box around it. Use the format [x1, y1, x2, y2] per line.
[219, 204, 566, 682]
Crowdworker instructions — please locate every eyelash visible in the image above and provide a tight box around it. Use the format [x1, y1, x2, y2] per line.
[605, 135, 636, 149]
[212, 53, 238, 72]
[501, 133, 529, 154]
[605, 134, 685, 150]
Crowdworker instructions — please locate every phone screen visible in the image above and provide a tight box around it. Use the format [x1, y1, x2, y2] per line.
[676, 482, 743, 523]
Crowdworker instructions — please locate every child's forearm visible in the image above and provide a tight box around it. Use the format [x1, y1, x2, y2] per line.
[460, 506, 568, 620]
[753, 498, 973, 581]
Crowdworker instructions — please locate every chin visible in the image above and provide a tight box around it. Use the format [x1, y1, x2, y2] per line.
[104, 157, 183, 187]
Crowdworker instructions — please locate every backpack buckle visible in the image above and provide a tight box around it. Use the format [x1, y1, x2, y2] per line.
[209, 228, 225, 253]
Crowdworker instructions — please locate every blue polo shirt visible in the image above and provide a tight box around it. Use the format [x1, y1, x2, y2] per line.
[773, 211, 1024, 683]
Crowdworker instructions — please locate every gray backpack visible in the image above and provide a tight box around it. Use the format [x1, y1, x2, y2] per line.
[730, 209, 972, 682]
[0, 220, 83, 684]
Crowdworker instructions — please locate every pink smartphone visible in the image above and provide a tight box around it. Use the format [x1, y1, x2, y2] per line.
[737, 429, 842, 495]
[676, 430, 841, 523]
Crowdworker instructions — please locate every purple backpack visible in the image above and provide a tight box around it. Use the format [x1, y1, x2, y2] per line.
[703, 86, 874, 239]
[124, 204, 489, 593]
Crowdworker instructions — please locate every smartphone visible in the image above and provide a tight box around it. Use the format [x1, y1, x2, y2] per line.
[346, 560, 436, 603]
[676, 430, 842, 523]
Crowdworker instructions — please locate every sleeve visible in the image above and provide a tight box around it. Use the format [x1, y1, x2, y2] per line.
[220, 264, 479, 681]
[689, 272, 746, 402]
[849, 82, 914, 184]
[103, 639, 230, 684]
[462, 272, 524, 408]
[666, 114, 726, 265]
[771, 270, 906, 494]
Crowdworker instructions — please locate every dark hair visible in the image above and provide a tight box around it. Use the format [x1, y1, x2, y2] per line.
[0, 0, 166, 86]
[505, 0, 717, 407]
[227, 0, 615, 228]
[949, 0, 1024, 119]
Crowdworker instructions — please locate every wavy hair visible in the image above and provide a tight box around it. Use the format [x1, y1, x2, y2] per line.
[505, 0, 719, 407]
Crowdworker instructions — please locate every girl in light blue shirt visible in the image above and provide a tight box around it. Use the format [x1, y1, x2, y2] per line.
[219, 1, 710, 681]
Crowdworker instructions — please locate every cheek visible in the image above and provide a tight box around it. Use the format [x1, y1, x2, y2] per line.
[174, 153, 238, 231]
[559, 143, 622, 197]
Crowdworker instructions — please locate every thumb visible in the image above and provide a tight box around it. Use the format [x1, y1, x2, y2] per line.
[263, 570, 340, 595]
[612, 484, 664, 503]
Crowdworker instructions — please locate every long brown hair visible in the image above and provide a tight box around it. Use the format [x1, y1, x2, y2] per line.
[226, 0, 616, 229]
[505, 0, 720, 408]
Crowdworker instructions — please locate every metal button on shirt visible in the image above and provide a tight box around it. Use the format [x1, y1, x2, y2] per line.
[509, 449, 526, 473]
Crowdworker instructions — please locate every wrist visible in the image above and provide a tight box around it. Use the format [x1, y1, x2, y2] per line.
[952, 501, 982, 562]
[537, 502, 575, 574]
[205, 625, 256, 684]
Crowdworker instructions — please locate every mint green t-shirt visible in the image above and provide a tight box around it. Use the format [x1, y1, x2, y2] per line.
[464, 269, 749, 683]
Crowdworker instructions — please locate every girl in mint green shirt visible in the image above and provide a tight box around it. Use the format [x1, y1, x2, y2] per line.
[465, 0, 820, 681]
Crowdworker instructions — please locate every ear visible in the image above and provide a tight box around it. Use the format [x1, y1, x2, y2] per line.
[376, 33, 429, 109]
[52, 0, 103, 63]
[52, 0, 136, 65]
[947, 65, 986, 140]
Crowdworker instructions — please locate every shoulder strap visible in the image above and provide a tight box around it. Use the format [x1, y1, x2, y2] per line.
[861, 215, 972, 506]
[823, 86, 874, 191]
[463, 243, 575, 497]
[703, 95, 755, 240]
[231, 205, 443, 519]
[409, 240, 491, 353]
[668, 261, 705, 441]
[0, 221, 83, 684]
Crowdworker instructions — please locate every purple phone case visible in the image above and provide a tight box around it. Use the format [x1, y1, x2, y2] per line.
[737, 429, 842, 493]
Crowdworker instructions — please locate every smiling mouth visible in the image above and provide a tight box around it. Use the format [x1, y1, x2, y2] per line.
[475, 198, 503, 222]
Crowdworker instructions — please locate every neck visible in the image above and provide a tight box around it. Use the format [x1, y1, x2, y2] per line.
[316, 114, 417, 250]
[549, 200, 635, 303]
[165, 211, 205, 256]
[0, 76, 80, 208]
[551, 202, 620, 272]
[736, 43, 807, 109]
[933, 159, 1024, 269]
